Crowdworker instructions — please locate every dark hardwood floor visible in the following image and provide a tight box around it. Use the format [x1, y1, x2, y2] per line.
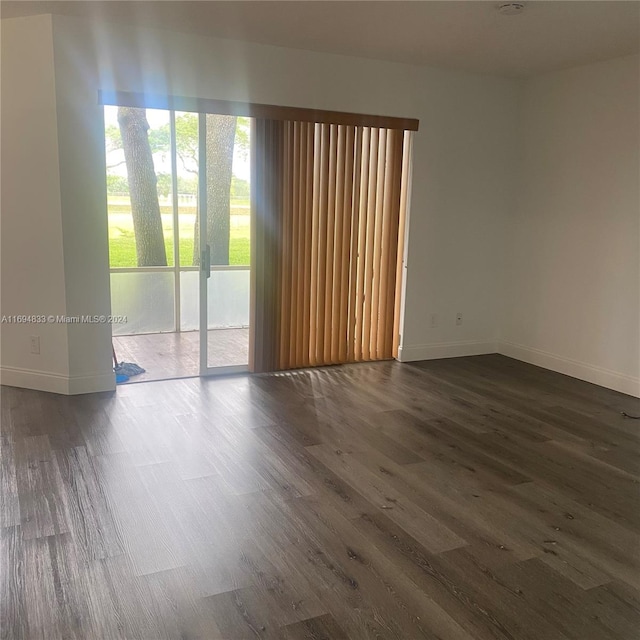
[1, 354, 639, 639]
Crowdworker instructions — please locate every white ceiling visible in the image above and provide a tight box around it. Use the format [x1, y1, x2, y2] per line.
[2, 1, 639, 77]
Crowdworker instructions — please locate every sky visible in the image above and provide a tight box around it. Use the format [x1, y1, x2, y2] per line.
[104, 105, 250, 182]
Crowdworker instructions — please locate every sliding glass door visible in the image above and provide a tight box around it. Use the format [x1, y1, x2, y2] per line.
[105, 105, 250, 380]
[104, 90, 414, 379]
[197, 113, 251, 376]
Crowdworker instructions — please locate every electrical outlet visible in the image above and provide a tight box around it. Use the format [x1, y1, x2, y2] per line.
[30, 335, 40, 354]
[429, 313, 438, 328]
[455, 313, 463, 326]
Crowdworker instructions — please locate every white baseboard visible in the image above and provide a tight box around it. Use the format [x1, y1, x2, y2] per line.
[0, 366, 115, 395]
[67, 372, 116, 395]
[5, 344, 636, 398]
[396, 339, 639, 398]
[497, 341, 640, 398]
[398, 340, 498, 362]
[0, 366, 70, 394]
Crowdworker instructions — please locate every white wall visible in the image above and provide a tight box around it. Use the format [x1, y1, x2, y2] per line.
[1, 15, 115, 394]
[402, 75, 518, 360]
[44, 13, 516, 392]
[502, 55, 640, 396]
[0, 15, 73, 393]
[53, 20, 115, 394]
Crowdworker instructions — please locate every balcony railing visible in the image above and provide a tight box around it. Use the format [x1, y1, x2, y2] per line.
[110, 266, 250, 336]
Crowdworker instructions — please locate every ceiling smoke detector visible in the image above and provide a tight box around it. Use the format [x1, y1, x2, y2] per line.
[497, 2, 526, 15]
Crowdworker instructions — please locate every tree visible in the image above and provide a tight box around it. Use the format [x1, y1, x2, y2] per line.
[150, 114, 248, 265]
[105, 124, 122, 152]
[171, 113, 248, 174]
[148, 126, 170, 155]
[234, 117, 250, 160]
[156, 173, 172, 198]
[231, 176, 250, 199]
[202, 114, 237, 265]
[117, 107, 167, 266]
[178, 176, 198, 195]
[175, 114, 199, 175]
[106, 174, 129, 194]
[108, 110, 247, 266]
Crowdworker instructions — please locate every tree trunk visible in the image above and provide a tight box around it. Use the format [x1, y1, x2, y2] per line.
[193, 115, 236, 266]
[118, 107, 167, 267]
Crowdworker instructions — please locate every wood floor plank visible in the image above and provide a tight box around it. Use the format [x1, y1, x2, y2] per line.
[15, 436, 71, 540]
[143, 566, 226, 640]
[280, 495, 474, 639]
[586, 581, 640, 639]
[91, 453, 186, 576]
[492, 557, 631, 640]
[507, 481, 640, 590]
[307, 443, 467, 553]
[235, 542, 326, 626]
[22, 535, 66, 640]
[99, 553, 181, 640]
[203, 585, 282, 639]
[282, 613, 349, 640]
[346, 446, 541, 565]
[0, 526, 28, 640]
[435, 546, 573, 640]
[0, 438, 20, 528]
[54, 446, 122, 561]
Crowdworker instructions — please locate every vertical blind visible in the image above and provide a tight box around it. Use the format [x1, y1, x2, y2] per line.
[250, 119, 412, 373]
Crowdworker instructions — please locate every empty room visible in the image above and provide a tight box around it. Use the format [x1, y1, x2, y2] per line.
[1, 1, 639, 638]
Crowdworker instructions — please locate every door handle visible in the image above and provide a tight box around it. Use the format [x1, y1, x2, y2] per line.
[202, 244, 211, 278]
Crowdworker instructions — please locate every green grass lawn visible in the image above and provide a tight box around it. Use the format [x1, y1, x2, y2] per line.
[108, 205, 250, 267]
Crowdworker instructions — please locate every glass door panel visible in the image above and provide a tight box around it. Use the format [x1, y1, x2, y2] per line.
[198, 114, 251, 375]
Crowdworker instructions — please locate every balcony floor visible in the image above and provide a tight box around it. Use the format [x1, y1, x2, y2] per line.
[112, 328, 249, 383]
